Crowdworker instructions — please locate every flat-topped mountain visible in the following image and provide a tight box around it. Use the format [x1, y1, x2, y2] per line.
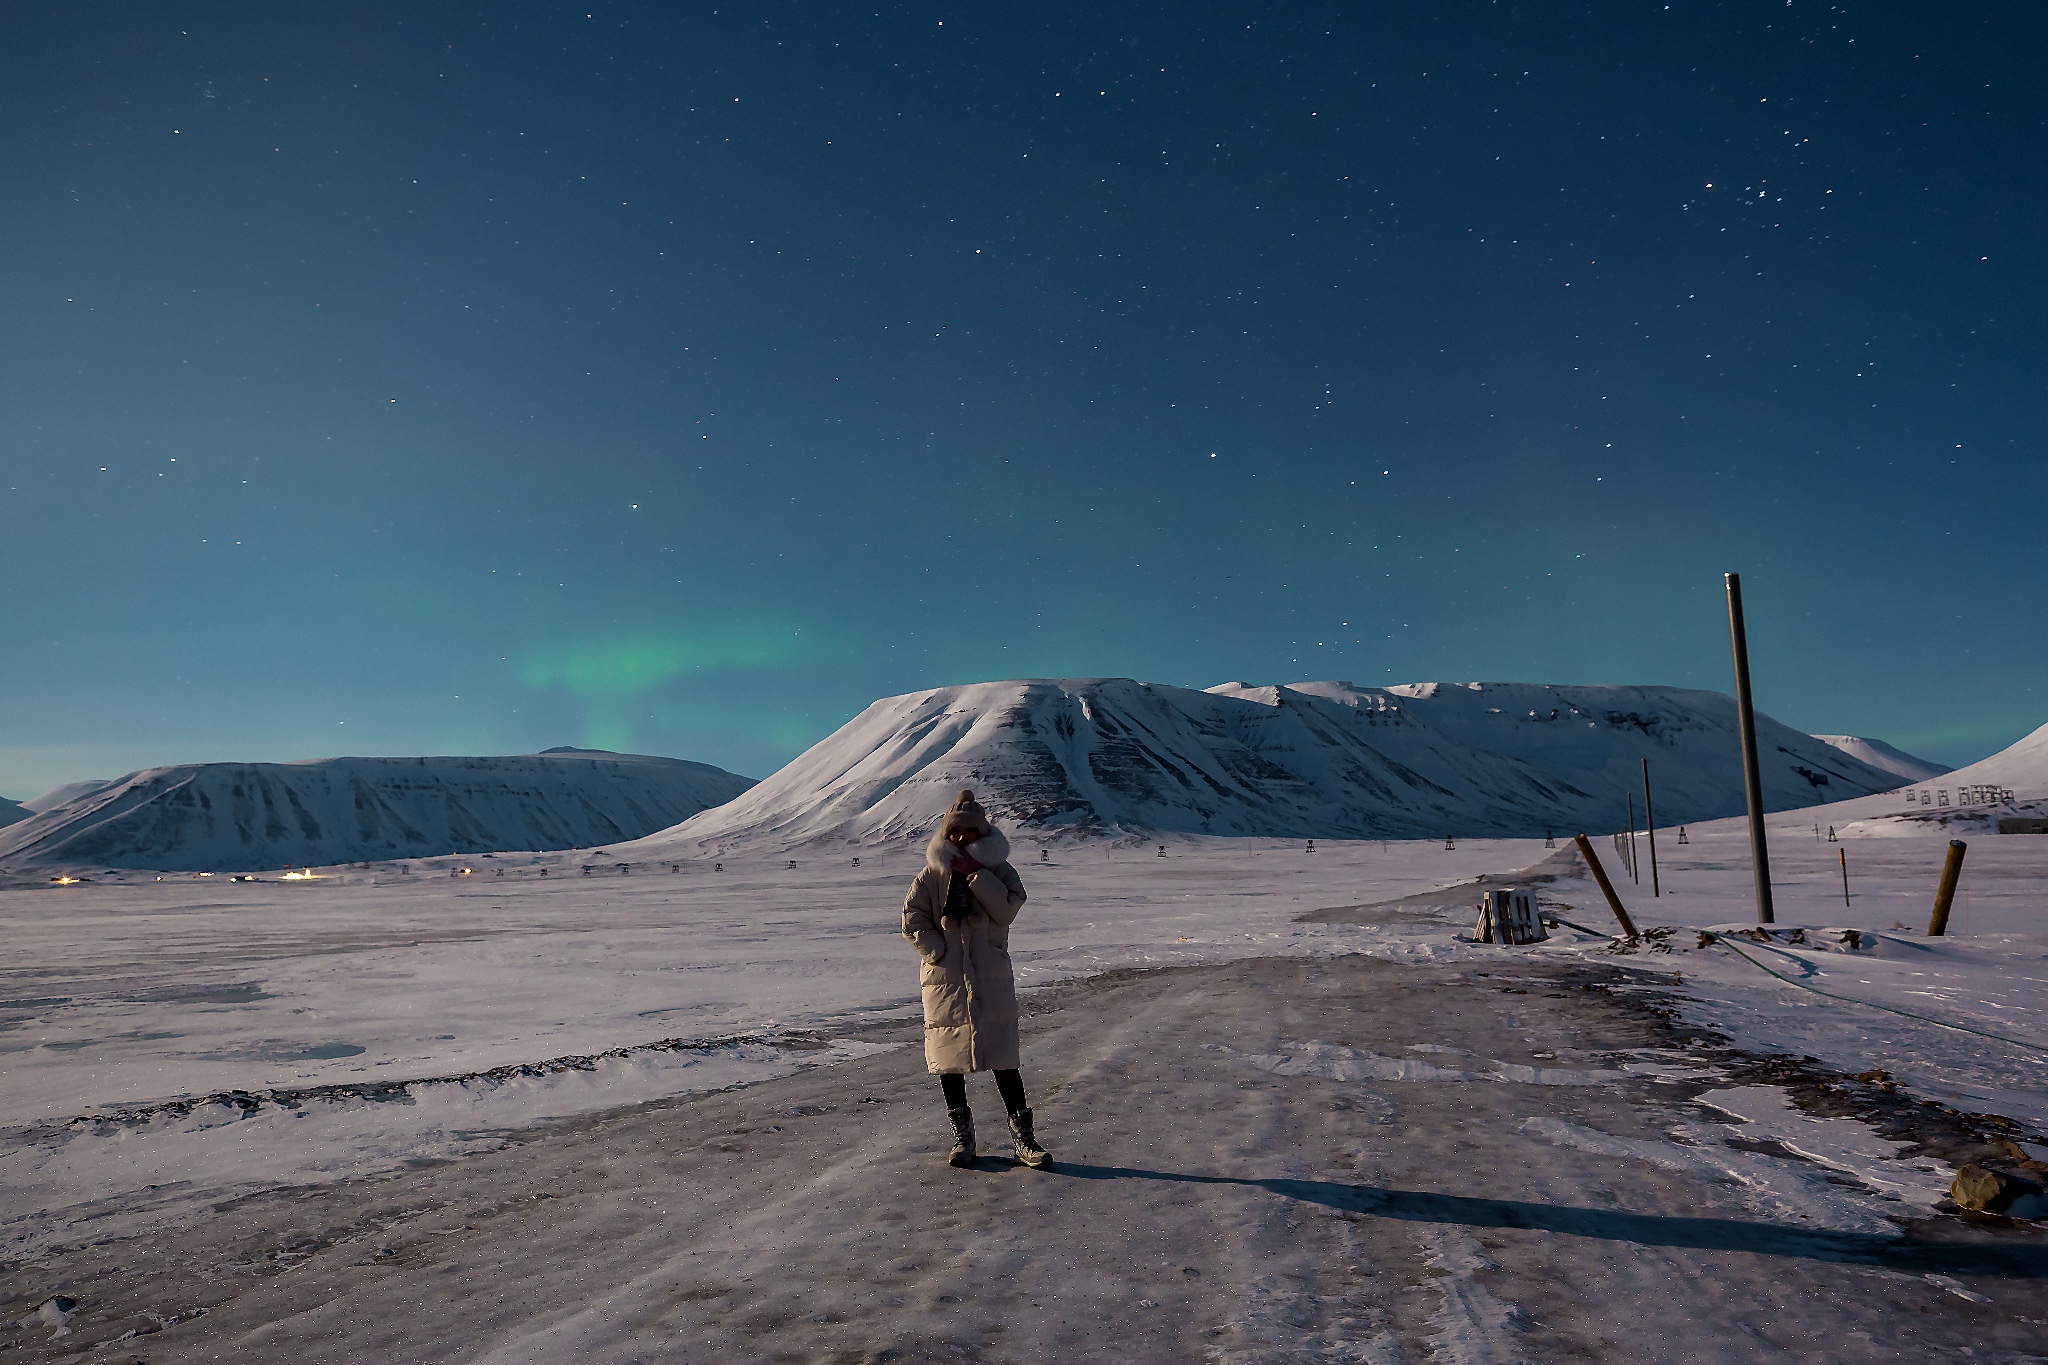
[615, 677, 1907, 854]
[0, 751, 755, 873]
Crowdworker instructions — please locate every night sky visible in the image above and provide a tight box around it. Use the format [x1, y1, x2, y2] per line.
[3, 3, 2042, 797]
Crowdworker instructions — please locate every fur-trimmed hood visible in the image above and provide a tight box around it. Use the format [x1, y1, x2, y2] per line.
[925, 825, 1011, 875]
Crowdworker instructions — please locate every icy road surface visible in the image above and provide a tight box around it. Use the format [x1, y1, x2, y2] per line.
[7, 955, 2046, 1363]
[2, 817, 2045, 1359]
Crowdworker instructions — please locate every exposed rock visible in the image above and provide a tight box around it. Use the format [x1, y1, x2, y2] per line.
[1951, 1163, 2048, 1218]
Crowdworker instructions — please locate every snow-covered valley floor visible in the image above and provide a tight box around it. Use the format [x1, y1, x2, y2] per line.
[4, 818, 2045, 1360]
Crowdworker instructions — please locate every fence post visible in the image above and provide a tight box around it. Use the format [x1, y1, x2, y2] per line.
[1574, 834, 1639, 939]
[1927, 840, 1967, 936]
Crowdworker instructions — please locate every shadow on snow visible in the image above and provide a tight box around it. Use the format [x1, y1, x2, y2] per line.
[1048, 1163, 2048, 1278]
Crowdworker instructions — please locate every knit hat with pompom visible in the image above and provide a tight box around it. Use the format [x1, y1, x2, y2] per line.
[942, 789, 991, 837]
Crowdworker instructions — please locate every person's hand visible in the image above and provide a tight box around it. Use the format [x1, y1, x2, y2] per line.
[950, 851, 983, 875]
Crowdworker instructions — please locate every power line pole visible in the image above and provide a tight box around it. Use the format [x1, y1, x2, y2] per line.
[1642, 757, 1661, 897]
[1625, 792, 1639, 883]
[1725, 572, 1775, 925]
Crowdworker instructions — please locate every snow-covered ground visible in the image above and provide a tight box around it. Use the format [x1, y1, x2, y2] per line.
[1525, 817, 2048, 1133]
[0, 835, 1534, 1258]
[4, 802, 2044, 1266]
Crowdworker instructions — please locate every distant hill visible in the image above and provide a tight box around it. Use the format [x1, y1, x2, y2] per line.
[23, 779, 115, 813]
[0, 799, 32, 829]
[1801, 720, 2048, 838]
[1811, 735, 1951, 783]
[613, 678, 1906, 854]
[1926, 719, 2048, 796]
[0, 751, 755, 872]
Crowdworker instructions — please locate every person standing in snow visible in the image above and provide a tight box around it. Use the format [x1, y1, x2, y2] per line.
[901, 790, 1051, 1169]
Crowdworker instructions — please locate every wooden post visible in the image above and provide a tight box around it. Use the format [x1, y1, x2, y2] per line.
[1642, 758, 1661, 897]
[1725, 572, 1776, 924]
[1838, 846, 1849, 908]
[1574, 834, 1639, 939]
[1927, 839, 1967, 936]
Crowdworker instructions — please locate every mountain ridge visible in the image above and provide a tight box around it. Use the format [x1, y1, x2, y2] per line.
[612, 677, 1908, 856]
[0, 751, 756, 872]
[1811, 735, 1951, 783]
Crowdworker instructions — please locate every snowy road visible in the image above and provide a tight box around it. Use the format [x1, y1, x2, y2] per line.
[0, 837, 1544, 1260]
[8, 955, 2044, 1363]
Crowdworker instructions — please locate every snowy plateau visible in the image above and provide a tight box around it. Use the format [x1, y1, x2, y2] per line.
[0, 749, 754, 874]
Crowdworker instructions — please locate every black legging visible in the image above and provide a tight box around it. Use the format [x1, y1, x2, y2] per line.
[941, 1069, 1027, 1114]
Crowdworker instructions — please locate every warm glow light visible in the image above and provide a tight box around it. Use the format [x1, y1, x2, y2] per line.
[51, 876, 79, 885]
[280, 869, 323, 881]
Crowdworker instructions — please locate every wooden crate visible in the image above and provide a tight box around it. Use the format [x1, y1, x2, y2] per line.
[1474, 889, 1547, 945]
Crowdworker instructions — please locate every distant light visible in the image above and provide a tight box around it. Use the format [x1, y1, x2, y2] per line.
[51, 876, 80, 885]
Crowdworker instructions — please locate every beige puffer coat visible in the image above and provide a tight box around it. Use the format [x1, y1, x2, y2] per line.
[901, 826, 1028, 1074]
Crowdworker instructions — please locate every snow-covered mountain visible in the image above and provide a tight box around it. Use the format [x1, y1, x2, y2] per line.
[0, 799, 32, 829]
[0, 750, 756, 872]
[1784, 720, 2048, 837]
[1930, 719, 2048, 796]
[1811, 735, 1950, 783]
[23, 778, 114, 813]
[614, 678, 1906, 855]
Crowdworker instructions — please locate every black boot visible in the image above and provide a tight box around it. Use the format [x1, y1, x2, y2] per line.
[947, 1106, 976, 1167]
[1009, 1108, 1051, 1169]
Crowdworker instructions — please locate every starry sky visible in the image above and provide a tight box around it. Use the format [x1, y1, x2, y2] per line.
[2, 2, 2042, 797]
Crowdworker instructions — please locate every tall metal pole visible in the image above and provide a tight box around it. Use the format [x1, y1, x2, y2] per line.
[1625, 792, 1639, 883]
[1642, 757, 1661, 897]
[1725, 572, 1775, 924]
